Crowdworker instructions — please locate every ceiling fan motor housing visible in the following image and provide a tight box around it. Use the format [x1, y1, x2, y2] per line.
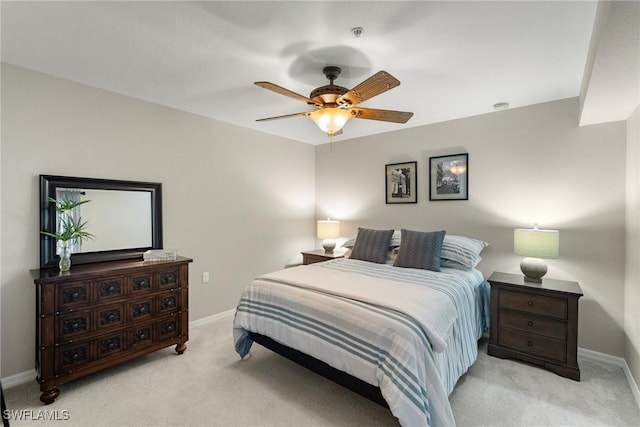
[310, 66, 349, 105]
[310, 85, 348, 105]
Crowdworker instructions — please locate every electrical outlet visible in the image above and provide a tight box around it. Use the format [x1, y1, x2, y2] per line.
[202, 272, 210, 284]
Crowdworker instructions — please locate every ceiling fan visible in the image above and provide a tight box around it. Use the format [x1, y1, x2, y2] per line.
[255, 66, 414, 137]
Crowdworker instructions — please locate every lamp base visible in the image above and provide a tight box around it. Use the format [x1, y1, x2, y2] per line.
[520, 257, 547, 283]
[322, 239, 336, 254]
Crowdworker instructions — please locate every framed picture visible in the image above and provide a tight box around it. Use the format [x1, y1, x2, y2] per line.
[385, 161, 417, 204]
[429, 153, 468, 201]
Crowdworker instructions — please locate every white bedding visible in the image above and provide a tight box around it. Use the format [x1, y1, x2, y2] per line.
[233, 258, 488, 427]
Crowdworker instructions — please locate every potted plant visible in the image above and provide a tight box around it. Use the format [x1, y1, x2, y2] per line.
[41, 198, 94, 271]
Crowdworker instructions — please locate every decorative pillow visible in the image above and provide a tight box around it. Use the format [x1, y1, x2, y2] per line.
[342, 229, 401, 249]
[393, 229, 446, 271]
[440, 235, 488, 270]
[349, 228, 394, 264]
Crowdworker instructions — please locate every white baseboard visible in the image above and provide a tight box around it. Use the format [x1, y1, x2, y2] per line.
[579, 347, 640, 408]
[2, 369, 36, 389]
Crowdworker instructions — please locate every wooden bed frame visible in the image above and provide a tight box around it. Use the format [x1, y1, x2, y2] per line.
[249, 332, 388, 408]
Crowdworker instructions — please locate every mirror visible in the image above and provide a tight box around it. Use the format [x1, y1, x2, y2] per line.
[40, 175, 163, 268]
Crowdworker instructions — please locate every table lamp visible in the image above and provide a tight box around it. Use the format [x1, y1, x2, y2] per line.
[514, 224, 559, 282]
[317, 219, 340, 254]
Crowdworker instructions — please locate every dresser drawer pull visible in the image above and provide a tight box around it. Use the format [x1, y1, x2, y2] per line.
[527, 301, 533, 306]
[527, 321, 533, 327]
[527, 341, 533, 347]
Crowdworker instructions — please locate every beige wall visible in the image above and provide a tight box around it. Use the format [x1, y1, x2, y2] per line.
[0, 64, 316, 377]
[626, 105, 640, 384]
[1, 63, 637, 387]
[315, 98, 628, 357]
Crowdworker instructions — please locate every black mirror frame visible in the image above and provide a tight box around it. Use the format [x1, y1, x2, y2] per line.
[39, 175, 163, 269]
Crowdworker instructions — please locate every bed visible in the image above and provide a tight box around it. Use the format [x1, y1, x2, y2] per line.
[233, 229, 489, 427]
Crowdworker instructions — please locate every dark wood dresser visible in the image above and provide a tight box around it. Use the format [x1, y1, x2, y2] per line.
[487, 272, 583, 380]
[31, 256, 192, 404]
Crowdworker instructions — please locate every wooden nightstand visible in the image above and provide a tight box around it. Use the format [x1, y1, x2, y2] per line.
[301, 249, 344, 265]
[487, 272, 583, 381]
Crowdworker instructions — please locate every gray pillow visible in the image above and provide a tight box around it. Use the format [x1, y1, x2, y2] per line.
[349, 227, 394, 264]
[394, 229, 446, 271]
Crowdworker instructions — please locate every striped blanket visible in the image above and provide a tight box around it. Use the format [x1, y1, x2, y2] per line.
[233, 258, 488, 427]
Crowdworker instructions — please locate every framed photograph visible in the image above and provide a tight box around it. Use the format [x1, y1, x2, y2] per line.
[385, 161, 417, 204]
[429, 153, 468, 201]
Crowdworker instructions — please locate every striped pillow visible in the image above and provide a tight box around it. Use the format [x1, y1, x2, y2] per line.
[440, 235, 488, 270]
[349, 228, 394, 264]
[393, 229, 446, 271]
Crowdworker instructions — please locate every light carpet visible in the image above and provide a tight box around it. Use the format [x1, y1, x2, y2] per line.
[4, 316, 639, 426]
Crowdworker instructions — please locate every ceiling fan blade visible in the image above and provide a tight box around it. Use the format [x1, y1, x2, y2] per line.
[256, 111, 310, 122]
[348, 107, 413, 123]
[255, 82, 319, 106]
[337, 71, 401, 107]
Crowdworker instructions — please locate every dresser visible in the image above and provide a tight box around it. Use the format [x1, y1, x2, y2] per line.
[487, 272, 583, 380]
[301, 249, 345, 265]
[31, 256, 192, 404]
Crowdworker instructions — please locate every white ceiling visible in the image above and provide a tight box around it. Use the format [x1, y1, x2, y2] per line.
[1, 1, 602, 145]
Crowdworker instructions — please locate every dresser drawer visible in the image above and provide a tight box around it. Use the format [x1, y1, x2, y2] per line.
[58, 310, 93, 339]
[95, 332, 126, 360]
[56, 341, 93, 373]
[96, 276, 126, 301]
[499, 310, 567, 340]
[498, 326, 567, 362]
[499, 289, 567, 319]
[96, 304, 125, 330]
[158, 268, 181, 289]
[131, 273, 154, 294]
[157, 317, 181, 341]
[157, 292, 180, 315]
[57, 281, 93, 311]
[128, 298, 154, 321]
[129, 323, 154, 349]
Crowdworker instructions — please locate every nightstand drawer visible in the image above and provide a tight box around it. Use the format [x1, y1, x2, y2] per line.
[499, 310, 567, 340]
[498, 326, 566, 362]
[499, 289, 567, 319]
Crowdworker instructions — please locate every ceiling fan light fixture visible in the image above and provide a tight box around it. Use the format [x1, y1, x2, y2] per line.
[309, 108, 352, 136]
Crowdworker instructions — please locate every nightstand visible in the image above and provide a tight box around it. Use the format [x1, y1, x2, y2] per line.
[301, 249, 344, 265]
[487, 272, 583, 381]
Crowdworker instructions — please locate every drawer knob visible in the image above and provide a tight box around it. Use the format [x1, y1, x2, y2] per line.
[527, 341, 533, 347]
[527, 321, 533, 327]
[527, 301, 533, 306]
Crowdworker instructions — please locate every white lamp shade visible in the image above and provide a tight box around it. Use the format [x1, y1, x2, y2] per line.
[309, 109, 352, 136]
[514, 228, 559, 259]
[317, 219, 340, 239]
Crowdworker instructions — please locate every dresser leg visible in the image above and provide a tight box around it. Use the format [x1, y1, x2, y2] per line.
[39, 385, 59, 405]
[175, 343, 187, 354]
